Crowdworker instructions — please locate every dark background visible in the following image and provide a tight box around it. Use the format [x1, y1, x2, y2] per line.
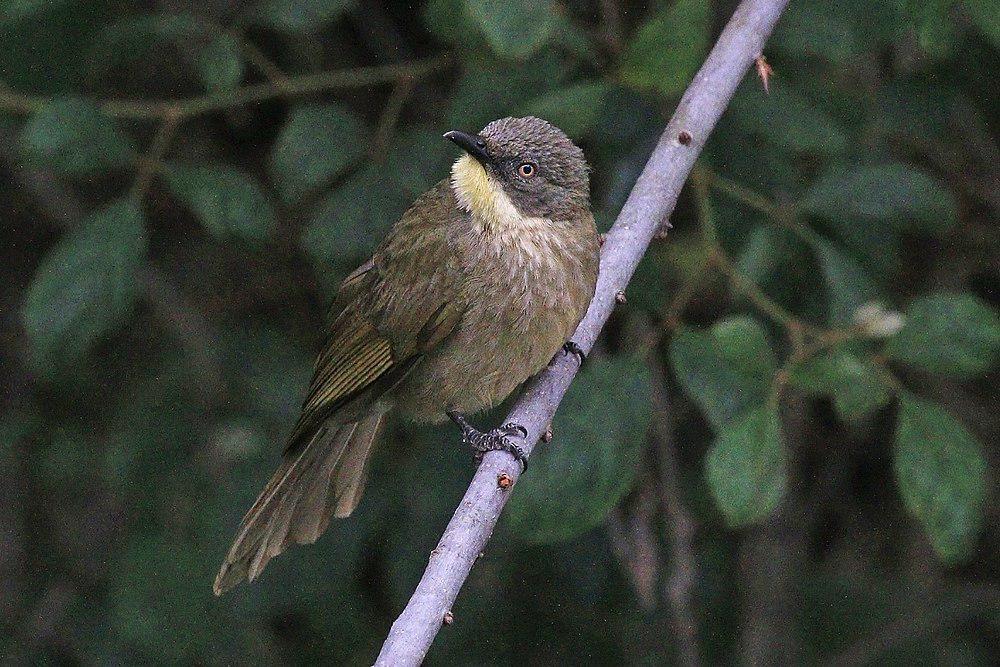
[1, 0, 997, 664]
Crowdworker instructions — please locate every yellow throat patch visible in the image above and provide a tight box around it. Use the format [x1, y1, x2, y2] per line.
[449, 154, 563, 266]
[450, 154, 526, 234]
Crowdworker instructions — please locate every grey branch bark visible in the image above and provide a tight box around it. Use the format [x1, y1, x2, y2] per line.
[375, 1, 791, 663]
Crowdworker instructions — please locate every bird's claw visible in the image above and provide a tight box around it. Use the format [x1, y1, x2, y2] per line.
[562, 341, 586, 364]
[447, 411, 528, 472]
[501, 422, 528, 439]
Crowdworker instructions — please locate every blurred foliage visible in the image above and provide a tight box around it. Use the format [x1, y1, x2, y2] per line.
[21, 199, 147, 375]
[509, 355, 651, 543]
[1, 0, 997, 664]
[705, 403, 786, 527]
[621, 0, 709, 96]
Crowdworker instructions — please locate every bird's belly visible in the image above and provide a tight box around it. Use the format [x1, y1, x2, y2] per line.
[391, 295, 571, 423]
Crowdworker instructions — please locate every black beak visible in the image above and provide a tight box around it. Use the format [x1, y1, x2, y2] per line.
[443, 130, 489, 164]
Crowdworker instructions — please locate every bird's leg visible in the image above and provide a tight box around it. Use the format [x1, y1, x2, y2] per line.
[562, 340, 586, 364]
[446, 410, 528, 472]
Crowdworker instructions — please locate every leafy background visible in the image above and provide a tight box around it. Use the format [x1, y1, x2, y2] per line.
[1, 0, 997, 664]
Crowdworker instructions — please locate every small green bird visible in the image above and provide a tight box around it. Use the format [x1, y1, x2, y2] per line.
[214, 116, 600, 595]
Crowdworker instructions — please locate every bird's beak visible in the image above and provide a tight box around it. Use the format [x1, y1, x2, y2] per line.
[443, 130, 490, 165]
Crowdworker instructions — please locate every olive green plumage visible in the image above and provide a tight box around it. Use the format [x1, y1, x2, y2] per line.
[214, 117, 599, 595]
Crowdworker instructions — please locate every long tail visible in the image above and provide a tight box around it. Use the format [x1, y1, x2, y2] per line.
[213, 411, 385, 595]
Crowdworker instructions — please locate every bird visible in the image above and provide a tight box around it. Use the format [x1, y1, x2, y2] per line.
[214, 116, 600, 595]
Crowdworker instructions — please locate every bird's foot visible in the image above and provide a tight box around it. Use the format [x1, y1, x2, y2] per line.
[562, 340, 586, 364]
[447, 411, 528, 472]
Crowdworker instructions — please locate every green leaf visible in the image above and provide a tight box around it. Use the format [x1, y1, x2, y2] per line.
[620, 0, 710, 97]
[250, 0, 356, 33]
[445, 57, 567, 130]
[773, 4, 862, 63]
[93, 13, 248, 94]
[91, 13, 209, 73]
[670, 320, 775, 430]
[820, 210, 902, 281]
[103, 12, 206, 42]
[36, 426, 99, 492]
[91, 12, 248, 92]
[802, 163, 957, 234]
[735, 225, 789, 286]
[224, 327, 313, 423]
[19, 98, 134, 174]
[875, 81, 965, 141]
[790, 349, 894, 420]
[508, 356, 650, 543]
[194, 33, 244, 92]
[897, 0, 957, 58]
[712, 315, 779, 382]
[165, 163, 276, 247]
[894, 394, 987, 563]
[0, 408, 39, 460]
[886, 293, 1000, 378]
[382, 127, 456, 200]
[803, 232, 879, 326]
[301, 167, 399, 274]
[301, 128, 452, 281]
[730, 82, 848, 155]
[0, 0, 71, 24]
[964, 0, 1000, 48]
[110, 532, 228, 658]
[269, 103, 367, 203]
[705, 404, 786, 526]
[465, 0, 558, 59]
[21, 199, 147, 372]
[521, 81, 608, 138]
[550, 17, 598, 62]
[423, 0, 482, 48]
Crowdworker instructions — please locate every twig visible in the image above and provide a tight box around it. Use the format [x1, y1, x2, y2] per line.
[663, 255, 713, 329]
[129, 109, 181, 201]
[649, 358, 701, 667]
[372, 78, 415, 159]
[138, 265, 226, 396]
[599, 0, 625, 54]
[606, 495, 660, 610]
[690, 169, 818, 348]
[0, 55, 450, 121]
[374, 1, 791, 664]
[236, 33, 292, 90]
[702, 167, 785, 219]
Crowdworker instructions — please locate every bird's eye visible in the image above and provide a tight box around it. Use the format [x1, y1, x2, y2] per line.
[517, 162, 536, 178]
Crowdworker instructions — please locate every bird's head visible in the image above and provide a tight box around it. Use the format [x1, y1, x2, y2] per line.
[445, 116, 589, 230]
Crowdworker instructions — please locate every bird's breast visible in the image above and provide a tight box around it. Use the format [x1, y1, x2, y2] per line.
[393, 216, 594, 423]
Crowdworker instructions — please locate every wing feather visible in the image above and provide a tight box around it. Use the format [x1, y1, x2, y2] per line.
[285, 180, 467, 453]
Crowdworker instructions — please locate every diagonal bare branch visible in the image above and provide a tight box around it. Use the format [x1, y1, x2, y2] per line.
[375, 1, 792, 664]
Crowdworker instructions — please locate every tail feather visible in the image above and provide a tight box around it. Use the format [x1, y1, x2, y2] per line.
[213, 412, 384, 595]
[289, 423, 356, 543]
[331, 417, 380, 519]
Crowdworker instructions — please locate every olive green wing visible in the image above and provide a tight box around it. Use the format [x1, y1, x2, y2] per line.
[284, 264, 463, 454]
[286, 179, 464, 453]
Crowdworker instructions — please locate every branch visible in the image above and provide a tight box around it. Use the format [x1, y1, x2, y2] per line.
[129, 109, 181, 201]
[649, 358, 701, 667]
[0, 55, 450, 121]
[375, 1, 791, 664]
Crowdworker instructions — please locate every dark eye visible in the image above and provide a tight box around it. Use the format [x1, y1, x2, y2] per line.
[517, 162, 536, 178]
